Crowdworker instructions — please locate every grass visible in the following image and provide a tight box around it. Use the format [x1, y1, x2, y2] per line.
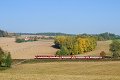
[0, 61, 120, 80]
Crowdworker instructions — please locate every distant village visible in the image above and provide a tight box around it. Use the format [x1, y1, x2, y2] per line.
[15, 35, 54, 43]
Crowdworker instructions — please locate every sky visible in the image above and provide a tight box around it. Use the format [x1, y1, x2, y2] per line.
[0, 0, 120, 34]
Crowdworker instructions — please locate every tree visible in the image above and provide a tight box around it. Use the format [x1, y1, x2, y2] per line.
[0, 48, 4, 66]
[110, 40, 120, 58]
[5, 52, 12, 67]
[0, 47, 12, 67]
[54, 36, 66, 48]
[56, 46, 69, 56]
[55, 36, 97, 55]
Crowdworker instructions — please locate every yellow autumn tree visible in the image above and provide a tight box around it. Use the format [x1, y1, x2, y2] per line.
[54, 35, 97, 55]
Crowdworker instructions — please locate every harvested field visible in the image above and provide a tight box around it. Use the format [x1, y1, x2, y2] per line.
[0, 37, 58, 59]
[0, 61, 120, 80]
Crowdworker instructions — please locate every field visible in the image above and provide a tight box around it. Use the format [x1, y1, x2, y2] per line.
[0, 61, 120, 80]
[0, 37, 120, 80]
[0, 37, 58, 59]
[0, 37, 111, 59]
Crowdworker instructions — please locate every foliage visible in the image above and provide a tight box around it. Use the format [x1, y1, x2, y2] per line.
[16, 32, 75, 36]
[95, 32, 120, 41]
[0, 47, 12, 68]
[109, 40, 120, 58]
[54, 36, 66, 48]
[74, 32, 120, 41]
[5, 52, 12, 67]
[100, 51, 106, 57]
[14, 32, 120, 42]
[16, 38, 25, 43]
[55, 36, 97, 55]
[15, 37, 38, 43]
[0, 29, 8, 37]
[0, 48, 4, 64]
[56, 46, 69, 55]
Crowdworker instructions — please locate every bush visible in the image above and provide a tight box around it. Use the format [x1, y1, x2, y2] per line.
[0, 47, 12, 68]
[56, 46, 69, 56]
[109, 40, 120, 58]
[5, 52, 12, 67]
[16, 38, 25, 43]
[100, 51, 106, 57]
[0, 48, 4, 66]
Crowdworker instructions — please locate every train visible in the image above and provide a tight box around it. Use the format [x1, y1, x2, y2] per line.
[34, 55, 103, 60]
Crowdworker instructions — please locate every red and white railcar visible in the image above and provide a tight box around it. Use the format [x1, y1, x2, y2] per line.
[35, 55, 103, 59]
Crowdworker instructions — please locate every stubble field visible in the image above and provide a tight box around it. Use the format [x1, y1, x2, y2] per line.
[0, 61, 120, 80]
[0, 37, 58, 59]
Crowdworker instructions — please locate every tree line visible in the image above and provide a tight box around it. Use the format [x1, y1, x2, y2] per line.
[16, 32, 120, 41]
[77, 32, 120, 41]
[54, 36, 97, 55]
[16, 32, 75, 36]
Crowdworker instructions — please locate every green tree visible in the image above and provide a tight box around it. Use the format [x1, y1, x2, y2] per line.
[110, 40, 120, 58]
[0, 47, 12, 67]
[5, 52, 12, 67]
[0, 48, 4, 66]
[56, 46, 69, 55]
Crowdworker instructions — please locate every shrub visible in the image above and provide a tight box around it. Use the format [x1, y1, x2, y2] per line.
[109, 40, 120, 58]
[0, 48, 4, 66]
[0, 47, 12, 68]
[100, 51, 106, 57]
[5, 52, 12, 67]
[16, 38, 25, 43]
[56, 46, 69, 56]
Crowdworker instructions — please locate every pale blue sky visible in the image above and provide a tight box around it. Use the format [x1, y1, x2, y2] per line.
[0, 0, 120, 34]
